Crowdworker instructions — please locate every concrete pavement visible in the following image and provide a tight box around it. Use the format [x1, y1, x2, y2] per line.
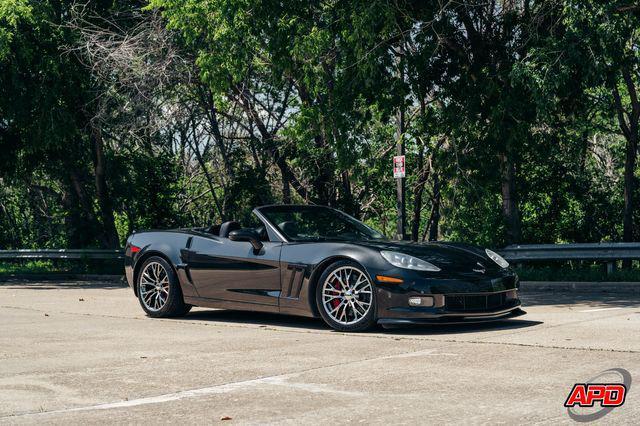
[0, 281, 638, 424]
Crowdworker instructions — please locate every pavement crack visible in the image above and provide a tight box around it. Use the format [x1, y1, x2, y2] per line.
[1, 342, 457, 418]
[1, 303, 638, 355]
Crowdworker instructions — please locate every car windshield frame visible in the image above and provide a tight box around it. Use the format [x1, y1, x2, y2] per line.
[256, 205, 387, 242]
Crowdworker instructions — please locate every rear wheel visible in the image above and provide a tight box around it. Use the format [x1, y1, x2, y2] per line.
[315, 260, 376, 332]
[137, 256, 191, 317]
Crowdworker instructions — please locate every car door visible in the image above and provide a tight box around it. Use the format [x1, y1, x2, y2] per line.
[186, 233, 282, 308]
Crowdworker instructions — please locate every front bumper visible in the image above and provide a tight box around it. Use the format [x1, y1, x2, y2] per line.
[378, 306, 526, 326]
[373, 272, 524, 325]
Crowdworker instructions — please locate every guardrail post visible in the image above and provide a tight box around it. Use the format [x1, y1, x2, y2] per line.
[606, 261, 617, 276]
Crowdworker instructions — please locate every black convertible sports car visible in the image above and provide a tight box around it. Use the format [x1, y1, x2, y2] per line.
[124, 204, 525, 331]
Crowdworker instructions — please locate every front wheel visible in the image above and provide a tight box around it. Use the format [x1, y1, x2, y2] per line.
[137, 256, 191, 318]
[315, 260, 377, 332]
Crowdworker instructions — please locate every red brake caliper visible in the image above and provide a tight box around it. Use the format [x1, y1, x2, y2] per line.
[331, 279, 342, 309]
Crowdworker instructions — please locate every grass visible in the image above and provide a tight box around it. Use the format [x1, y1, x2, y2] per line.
[0, 260, 55, 274]
[0, 260, 123, 276]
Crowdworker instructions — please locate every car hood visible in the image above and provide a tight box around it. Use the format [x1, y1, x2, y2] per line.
[352, 240, 503, 273]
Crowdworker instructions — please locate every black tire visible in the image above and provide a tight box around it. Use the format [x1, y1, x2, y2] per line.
[315, 260, 377, 332]
[137, 256, 191, 318]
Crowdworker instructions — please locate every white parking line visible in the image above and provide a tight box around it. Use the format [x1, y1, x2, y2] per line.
[383, 349, 459, 359]
[578, 307, 624, 313]
[8, 373, 361, 418]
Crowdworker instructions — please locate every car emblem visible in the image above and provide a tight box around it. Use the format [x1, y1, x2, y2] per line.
[473, 262, 486, 273]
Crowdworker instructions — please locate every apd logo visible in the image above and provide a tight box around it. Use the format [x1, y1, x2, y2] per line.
[564, 368, 631, 422]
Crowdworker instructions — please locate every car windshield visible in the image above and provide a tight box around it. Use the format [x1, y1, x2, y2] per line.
[258, 206, 386, 242]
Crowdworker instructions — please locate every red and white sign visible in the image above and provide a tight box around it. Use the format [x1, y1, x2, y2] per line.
[393, 155, 405, 178]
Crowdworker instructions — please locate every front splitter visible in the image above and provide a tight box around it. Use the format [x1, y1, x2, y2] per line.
[377, 307, 527, 327]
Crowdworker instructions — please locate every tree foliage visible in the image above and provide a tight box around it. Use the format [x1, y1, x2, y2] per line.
[0, 0, 639, 249]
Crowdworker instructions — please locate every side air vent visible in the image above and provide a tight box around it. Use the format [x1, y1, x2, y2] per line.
[283, 264, 306, 298]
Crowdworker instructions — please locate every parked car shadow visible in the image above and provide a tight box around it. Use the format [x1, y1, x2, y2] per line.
[378, 319, 543, 335]
[180, 308, 542, 334]
[182, 309, 328, 331]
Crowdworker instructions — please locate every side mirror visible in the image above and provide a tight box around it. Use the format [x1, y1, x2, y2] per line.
[228, 228, 264, 253]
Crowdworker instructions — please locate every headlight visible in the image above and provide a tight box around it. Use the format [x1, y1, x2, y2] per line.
[485, 248, 509, 268]
[380, 251, 441, 271]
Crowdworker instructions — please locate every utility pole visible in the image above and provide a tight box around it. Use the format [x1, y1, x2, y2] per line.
[395, 45, 406, 241]
[395, 111, 406, 240]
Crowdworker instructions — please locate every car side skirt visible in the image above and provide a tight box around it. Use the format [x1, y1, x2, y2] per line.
[183, 296, 282, 315]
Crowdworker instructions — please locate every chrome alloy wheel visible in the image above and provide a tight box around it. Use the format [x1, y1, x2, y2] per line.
[139, 261, 170, 312]
[321, 266, 373, 325]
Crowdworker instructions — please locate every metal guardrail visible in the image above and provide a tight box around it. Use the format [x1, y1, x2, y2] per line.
[0, 249, 124, 260]
[499, 243, 640, 261]
[499, 243, 640, 274]
[1, 243, 638, 273]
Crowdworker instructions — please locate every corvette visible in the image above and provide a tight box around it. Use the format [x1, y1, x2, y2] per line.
[124, 204, 525, 331]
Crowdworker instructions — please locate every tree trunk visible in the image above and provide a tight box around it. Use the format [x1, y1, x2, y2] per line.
[60, 183, 91, 248]
[67, 169, 100, 247]
[186, 129, 225, 221]
[288, 79, 334, 205]
[341, 170, 355, 215]
[621, 133, 637, 269]
[428, 173, 441, 242]
[203, 88, 235, 180]
[411, 145, 429, 241]
[419, 136, 444, 242]
[313, 135, 334, 205]
[499, 143, 521, 245]
[90, 125, 119, 248]
[232, 84, 310, 201]
[276, 155, 310, 202]
[281, 166, 291, 204]
[68, 170, 95, 224]
[622, 136, 637, 245]
[612, 69, 639, 267]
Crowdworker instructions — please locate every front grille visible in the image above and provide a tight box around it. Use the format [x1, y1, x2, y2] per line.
[445, 292, 508, 312]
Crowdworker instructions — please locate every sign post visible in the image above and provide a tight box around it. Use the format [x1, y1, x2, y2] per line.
[394, 155, 406, 242]
[393, 155, 405, 178]
[394, 151, 406, 240]
[394, 45, 406, 241]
